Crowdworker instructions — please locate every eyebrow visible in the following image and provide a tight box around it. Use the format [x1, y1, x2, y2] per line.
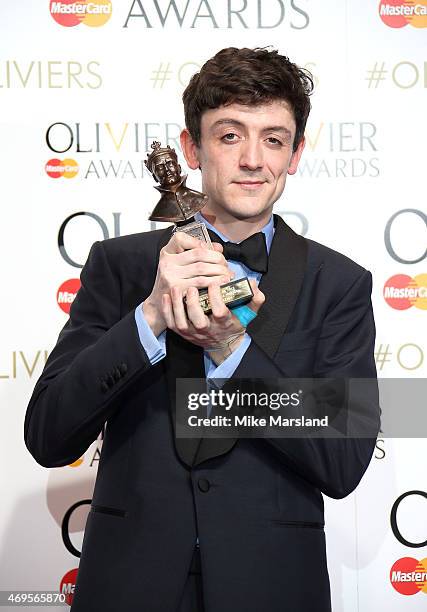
[210, 118, 293, 139]
[155, 157, 173, 165]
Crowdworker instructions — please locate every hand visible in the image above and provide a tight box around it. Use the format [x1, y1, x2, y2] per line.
[143, 232, 233, 336]
[162, 279, 265, 365]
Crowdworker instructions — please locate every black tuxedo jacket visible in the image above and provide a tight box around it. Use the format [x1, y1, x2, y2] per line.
[24, 215, 380, 612]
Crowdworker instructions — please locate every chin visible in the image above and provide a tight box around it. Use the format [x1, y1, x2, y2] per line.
[227, 198, 270, 218]
[226, 206, 269, 221]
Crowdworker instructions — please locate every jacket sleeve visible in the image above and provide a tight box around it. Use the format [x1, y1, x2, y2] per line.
[24, 240, 154, 468]
[261, 270, 380, 499]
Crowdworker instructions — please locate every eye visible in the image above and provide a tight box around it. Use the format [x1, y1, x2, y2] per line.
[266, 137, 283, 146]
[221, 133, 238, 142]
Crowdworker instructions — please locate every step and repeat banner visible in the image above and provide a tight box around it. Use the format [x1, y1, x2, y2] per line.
[1, 1, 426, 610]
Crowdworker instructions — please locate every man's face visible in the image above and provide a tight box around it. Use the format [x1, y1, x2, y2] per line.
[182, 101, 304, 225]
[153, 155, 181, 185]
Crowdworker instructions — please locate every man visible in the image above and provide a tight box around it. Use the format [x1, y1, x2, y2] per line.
[24, 47, 379, 612]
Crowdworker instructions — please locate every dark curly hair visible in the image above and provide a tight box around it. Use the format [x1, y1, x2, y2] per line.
[182, 47, 314, 152]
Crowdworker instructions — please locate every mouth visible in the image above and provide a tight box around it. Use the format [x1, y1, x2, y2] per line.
[234, 181, 265, 190]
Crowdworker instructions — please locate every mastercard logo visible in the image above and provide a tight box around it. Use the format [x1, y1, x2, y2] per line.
[57, 279, 81, 315]
[390, 557, 427, 595]
[379, 0, 427, 28]
[45, 158, 79, 179]
[60, 568, 78, 606]
[383, 274, 427, 310]
[50, 0, 112, 28]
[68, 455, 84, 467]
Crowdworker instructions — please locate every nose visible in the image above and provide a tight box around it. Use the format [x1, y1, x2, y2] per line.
[239, 139, 263, 171]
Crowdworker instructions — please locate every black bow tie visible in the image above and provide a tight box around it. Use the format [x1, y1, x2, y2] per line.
[208, 229, 268, 273]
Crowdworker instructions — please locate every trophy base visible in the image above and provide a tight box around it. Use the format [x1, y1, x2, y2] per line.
[184, 277, 253, 315]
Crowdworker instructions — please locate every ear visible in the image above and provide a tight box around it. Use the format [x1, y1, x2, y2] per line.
[180, 128, 200, 170]
[287, 136, 305, 175]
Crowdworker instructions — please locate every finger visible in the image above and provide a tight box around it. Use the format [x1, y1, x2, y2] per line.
[211, 242, 224, 254]
[174, 247, 227, 266]
[202, 275, 234, 287]
[208, 283, 233, 325]
[170, 286, 190, 333]
[180, 262, 232, 280]
[162, 232, 204, 255]
[165, 275, 233, 292]
[161, 293, 175, 330]
[185, 287, 210, 331]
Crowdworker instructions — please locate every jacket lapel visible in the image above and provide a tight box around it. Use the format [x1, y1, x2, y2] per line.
[165, 330, 205, 467]
[193, 215, 308, 466]
[243, 214, 307, 363]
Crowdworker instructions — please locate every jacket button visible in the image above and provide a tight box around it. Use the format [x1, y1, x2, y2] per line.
[118, 363, 128, 375]
[198, 478, 210, 493]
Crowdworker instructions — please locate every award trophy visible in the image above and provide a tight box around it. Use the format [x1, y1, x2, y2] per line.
[145, 141, 253, 315]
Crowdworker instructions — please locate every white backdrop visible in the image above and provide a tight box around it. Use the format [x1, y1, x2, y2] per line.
[1, 1, 426, 610]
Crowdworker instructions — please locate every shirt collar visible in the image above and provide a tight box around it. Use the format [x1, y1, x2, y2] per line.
[194, 211, 274, 255]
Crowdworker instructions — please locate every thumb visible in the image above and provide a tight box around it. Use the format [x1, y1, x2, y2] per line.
[212, 241, 224, 253]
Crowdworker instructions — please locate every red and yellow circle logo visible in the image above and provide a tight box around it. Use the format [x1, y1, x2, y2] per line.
[50, 0, 112, 28]
[57, 279, 81, 314]
[60, 568, 78, 606]
[383, 274, 427, 310]
[390, 557, 427, 595]
[45, 159, 79, 179]
[379, 0, 427, 28]
[68, 455, 84, 467]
